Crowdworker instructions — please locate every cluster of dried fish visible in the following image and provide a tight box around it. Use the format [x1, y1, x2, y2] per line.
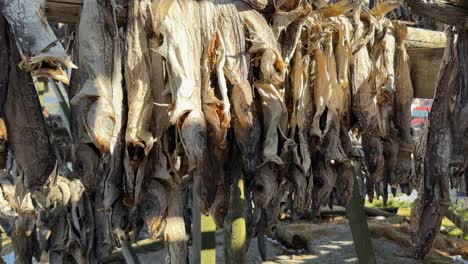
[0, 0, 428, 262]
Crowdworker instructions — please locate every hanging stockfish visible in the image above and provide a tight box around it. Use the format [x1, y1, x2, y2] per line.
[156, 0, 204, 261]
[313, 157, 338, 215]
[197, 0, 226, 214]
[68, 0, 120, 261]
[103, 9, 128, 251]
[350, 8, 384, 198]
[283, 47, 312, 217]
[157, 0, 204, 172]
[309, 36, 332, 143]
[322, 29, 347, 162]
[220, 1, 261, 186]
[392, 22, 414, 190]
[372, 17, 396, 140]
[272, 4, 312, 66]
[235, 2, 285, 86]
[3, 24, 56, 192]
[333, 16, 353, 127]
[35, 175, 85, 262]
[71, 0, 116, 189]
[410, 29, 455, 260]
[11, 193, 41, 263]
[0, 17, 8, 170]
[122, 0, 154, 210]
[1, 0, 75, 84]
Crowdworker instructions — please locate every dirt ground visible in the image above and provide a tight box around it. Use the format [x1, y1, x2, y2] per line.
[123, 217, 468, 264]
[3, 216, 467, 263]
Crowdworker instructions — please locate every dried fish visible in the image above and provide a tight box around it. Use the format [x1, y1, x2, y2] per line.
[313, 157, 337, 216]
[0, 17, 8, 170]
[123, 0, 154, 207]
[272, 5, 312, 65]
[220, 0, 261, 181]
[372, 20, 395, 139]
[235, 1, 285, 85]
[4, 29, 56, 191]
[351, 12, 384, 184]
[335, 161, 354, 205]
[1, 0, 74, 84]
[392, 22, 414, 186]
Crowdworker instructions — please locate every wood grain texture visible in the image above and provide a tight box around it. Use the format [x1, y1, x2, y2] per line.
[408, 48, 445, 98]
[404, 0, 468, 29]
[46, 0, 127, 24]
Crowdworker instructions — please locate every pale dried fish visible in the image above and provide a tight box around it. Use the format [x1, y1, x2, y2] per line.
[256, 81, 288, 165]
[392, 22, 414, 186]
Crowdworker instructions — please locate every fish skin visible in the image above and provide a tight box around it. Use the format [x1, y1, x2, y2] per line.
[0, 17, 8, 170]
[1, 0, 73, 83]
[4, 28, 56, 191]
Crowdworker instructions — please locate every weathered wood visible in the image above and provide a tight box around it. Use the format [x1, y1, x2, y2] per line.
[410, 30, 454, 260]
[404, 0, 468, 29]
[192, 189, 201, 264]
[201, 214, 216, 263]
[408, 48, 445, 98]
[346, 174, 377, 264]
[404, 27, 446, 99]
[406, 27, 446, 49]
[45, 0, 127, 24]
[101, 238, 164, 263]
[321, 207, 397, 218]
[43, 0, 447, 100]
[121, 236, 141, 264]
[224, 176, 247, 264]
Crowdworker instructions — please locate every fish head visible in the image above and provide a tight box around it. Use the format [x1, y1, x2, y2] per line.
[74, 143, 100, 191]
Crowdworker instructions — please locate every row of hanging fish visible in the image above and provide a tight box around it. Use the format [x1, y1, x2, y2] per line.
[0, 0, 419, 262]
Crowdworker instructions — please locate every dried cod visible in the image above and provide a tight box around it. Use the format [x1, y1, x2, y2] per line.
[392, 22, 414, 187]
[1, 0, 75, 84]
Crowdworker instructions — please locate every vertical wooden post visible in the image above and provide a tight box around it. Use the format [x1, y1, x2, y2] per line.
[346, 172, 377, 264]
[224, 175, 247, 264]
[201, 214, 216, 263]
[121, 235, 141, 264]
[192, 189, 201, 264]
[193, 191, 217, 264]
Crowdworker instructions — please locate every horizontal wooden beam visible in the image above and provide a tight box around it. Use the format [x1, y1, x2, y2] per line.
[43, 0, 445, 99]
[404, 0, 468, 29]
[408, 48, 444, 99]
[45, 0, 127, 25]
[406, 27, 446, 49]
[101, 238, 164, 263]
[46, 0, 468, 30]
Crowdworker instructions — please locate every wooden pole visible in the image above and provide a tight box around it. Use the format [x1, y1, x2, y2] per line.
[404, 0, 468, 29]
[346, 172, 377, 264]
[45, 0, 127, 24]
[201, 214, 217, 263]
[224, 175, 247, 264]
[192, 185, 216, 264]
[121, 235, 141, 264]
[44, 0, 468, 30]
[101, 239, 164, 263]
[192, 190, 202, 264]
